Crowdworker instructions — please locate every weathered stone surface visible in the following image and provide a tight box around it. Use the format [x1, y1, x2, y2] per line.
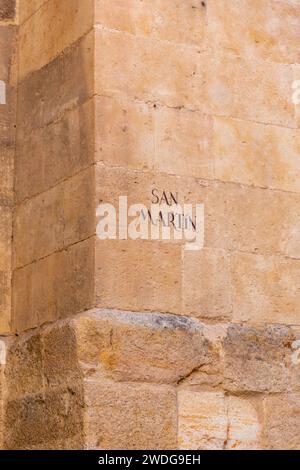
[264, 394, 300, 450]
[95, 28, 206, 110]
[208, 0, 300, 64]
[84, 380, 177, 449]
[14, 167, 94, 268]
[19, 0, 94, 80]
[214, 117, 300, 193]
[0, 205, 11, 271]
[183, 248, 232, 320]
[178, 390, 227, 450]
[4, 386, 84, 449]
[16, 99, 94, 202]
[206, 53, 294, 127]
[0, 0, 15, 21]
[42, 323, 81, 388]
[95, 0, 207, 46]
[223, 324, 293, 393]
[73, 309, 212, 384]
[227, 397, 262, 450]
[17, 30, 94, 132]
[0, 270, 11, 332]
[13, 238, 94, 332]
[19, 0, 48, 24]
[95, 239, 181, 314]
[231, 252, 300, 325]
[5, 333, 43, 400]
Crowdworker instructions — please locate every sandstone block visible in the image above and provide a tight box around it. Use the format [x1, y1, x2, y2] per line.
[19, 0, 48, 24]
[208, 0, 300, 64]
[84, 380, 177, 449]
[13, 238, 94, 332]
[95, 239, 181, 314]
[4, 386, 84, 449]
[264, 394, 300, 450]
[214, 116, 300, 193]
[95, 0, 207, 46]
[206, 53, 294, 127]
[16, 99, 94, 202]
[0, 205, 11, 271]
[5, 333, 44, 400]
[95, 28, 206, 110]
[231, 252, 300, 325]
[0, 0, 15, 21]
[17, 30, 94, 132]
[183, 248, 232, 320]
[178, 390, 227, 450]
[227, 397, 262, 450]
[18, 0, 94, 80]
[73, 309, 212, 384]
[42, 323, 81, 388]
[0, 270, 11, 333]
[223, 324, 293, 393]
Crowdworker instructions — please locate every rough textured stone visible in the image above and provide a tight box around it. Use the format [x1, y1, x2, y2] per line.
[183, 248, 232, 320]
[95, 28, 206, 110]
[4, 387, 84, 449]
[18, 0, 94, 80]
[178, 390, 227, 450]
[0, 0, 15, 21]
[223, 324, 293, 393]
[13, 238, 94, 332]
[95, 0, 207, 46]
[208, 0, 300, 64]
[214, 117, 300, 193]
[84, 380, 177, 450]
[231, 252, 300, 325]
[264, 394, 300, 450]
[227, 397, 262, 450]
[95, 239, 181, 314]
[73, 309, 212, 383]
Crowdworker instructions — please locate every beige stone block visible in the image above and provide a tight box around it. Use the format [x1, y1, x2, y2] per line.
[5, 333, 44, 400]
[0, 204, 11, 271]
[13, 238, 94, 332]
[208, 0, 300, 64]
[227, 397, 262, 450]
[178, 390, 227, 450]
[73, 309, 212, 384]
[14, 184, 64, 268]
[231, 252, 300, 325]
[206, 53, 294, 127]
[16, 99, 94, 202]
[84, 380, 177, 449]
[0, 270, 11, 333]
[183, 248, 232, 320]
[153, 107, 213, 179]
[223, 324, 293, 393]
[214, 117, 300, 192]
[62, 167, 95, 247]
[4, 387, 84, 449]
[0, 148, 14, 196]
[206, 182, 300, 258]
[19, 0, 48, 24]
[0, 25, 17, 84]
[95, 239, 181, 314]
[0, 0, 15, 21]
[95, 95, 155, 171]
[95, 28, 206, 110]
[95, 0, 207, 46]
[264, 394, 300, 450]
[17, 30, 94, 132]
[19, 0, 94, 80]
[42, 323, 81, 388]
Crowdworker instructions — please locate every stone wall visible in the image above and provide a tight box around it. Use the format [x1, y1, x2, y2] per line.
[0, 0, 300, 450]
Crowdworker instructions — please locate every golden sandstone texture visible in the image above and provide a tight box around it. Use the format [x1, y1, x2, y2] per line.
[0, 0, 300, 450]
